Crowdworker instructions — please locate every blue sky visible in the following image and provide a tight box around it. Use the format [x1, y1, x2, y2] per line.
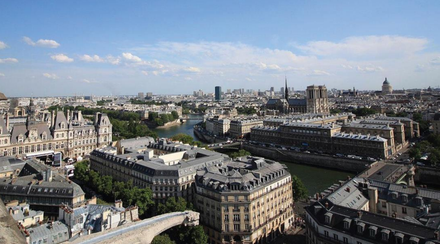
[0, 1, 439, 96]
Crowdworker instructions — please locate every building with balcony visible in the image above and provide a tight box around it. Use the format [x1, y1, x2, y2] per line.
[195, 156, 294, 244]
[89, 138, 229, 204]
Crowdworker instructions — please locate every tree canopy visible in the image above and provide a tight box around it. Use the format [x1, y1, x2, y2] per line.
[292, 175, 308, 201]
[74, 161, 154, 216]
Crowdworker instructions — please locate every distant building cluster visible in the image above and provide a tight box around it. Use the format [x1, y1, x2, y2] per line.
[250, 113, 419, 159]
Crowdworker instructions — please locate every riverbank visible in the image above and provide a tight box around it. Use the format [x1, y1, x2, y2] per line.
[243, 144, 369, 173]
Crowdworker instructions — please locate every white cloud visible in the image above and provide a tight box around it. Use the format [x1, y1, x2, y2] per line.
[122, 52, 142, 62]
[341, 64, 353, 69]
[0, 41, 8, 49]
[82, 79, 91, 83]
[431, 56, 440, 65]
[67, 76, 73, 80]
[80, 54, 105, 63]
[296, 35, 428, 57]
[0, 58, 18, 64]
[0, 73, 5, 77]
[51, 54, 74, 63]
[184, 77, 192, 81]
[107, 55, 120, 65]
[23, 36, 60, 48]
[309, 70, 331, 76]
[43, 73, 59, 79]
[183, 67, 201, 73]
[356, 65, 384, 73]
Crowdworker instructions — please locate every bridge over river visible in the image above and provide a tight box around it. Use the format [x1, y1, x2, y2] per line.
[70, 211, 199, 244]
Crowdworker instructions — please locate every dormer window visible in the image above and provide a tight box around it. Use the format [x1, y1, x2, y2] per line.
[381, 229, 390, 241]
[324, 212, 333, 225]
[357, 222, 365, 234]
[61, 122, 65, 129]
[415, 197, 423, 206]
[369, 226, 377, 237]
[409, 237, 420, 244]
[343, 218, 351, 230]
[395, 233, 404, 244]
[391, 192, 398, 199]
[401, 194, 408, 203]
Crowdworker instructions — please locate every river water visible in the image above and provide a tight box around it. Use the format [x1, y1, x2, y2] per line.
[152, 115, 355, 195]
[152, 115, 203, 141]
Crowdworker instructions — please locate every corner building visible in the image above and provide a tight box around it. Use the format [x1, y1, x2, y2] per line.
[195, 156, 295, 244]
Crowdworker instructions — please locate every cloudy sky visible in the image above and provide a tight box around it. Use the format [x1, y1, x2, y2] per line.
[0, 1, 439, 97]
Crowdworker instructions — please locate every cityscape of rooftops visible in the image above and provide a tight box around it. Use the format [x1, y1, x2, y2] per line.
[1, 1, 440, 244]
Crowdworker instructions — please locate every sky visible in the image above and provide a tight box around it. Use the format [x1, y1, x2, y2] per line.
[0, 1, 439, 97]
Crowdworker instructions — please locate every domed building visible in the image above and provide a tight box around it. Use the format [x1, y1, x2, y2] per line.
[382, 77, 393, 95]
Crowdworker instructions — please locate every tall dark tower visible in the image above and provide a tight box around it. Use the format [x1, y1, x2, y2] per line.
[284, 77, 289, 101]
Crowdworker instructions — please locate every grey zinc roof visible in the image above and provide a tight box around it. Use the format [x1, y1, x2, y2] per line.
[120, 137, 155, 151]
[28, 221, 68, 243]
[343, 123, 392, 130]
[288, 98, 306, 106]
[332, 133, 387, 142]
[53, 111, 68, 130]
[326, 180, 369, 210]
[196, 156, 289, 193]
[0, 117, 8, 135]
[10, 122, 53, 144]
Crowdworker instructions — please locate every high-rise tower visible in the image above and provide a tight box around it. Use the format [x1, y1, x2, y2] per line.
[215, 86, 222, 101]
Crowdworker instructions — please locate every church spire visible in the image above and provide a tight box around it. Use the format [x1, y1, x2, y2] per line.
[284, 76, 289, 101]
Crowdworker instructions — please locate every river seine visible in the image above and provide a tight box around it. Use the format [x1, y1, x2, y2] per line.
[152, 116, 355, 195]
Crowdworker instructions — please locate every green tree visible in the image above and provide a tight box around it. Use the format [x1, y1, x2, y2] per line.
[171, 111, 179, 120]
[178, 225, 208, 244]
[171, 133, 194, 144]
[157, 197, 190, 215]
[74, 160, 90, 182]
[151, 234, 176, 244]
[409, 148, 422, 161]
[230, 149, 251, 158]
[429, 149, 440, 167]
[292, 175, 308, 201]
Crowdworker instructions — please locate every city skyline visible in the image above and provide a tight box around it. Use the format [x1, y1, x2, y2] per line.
[1, 1, 440, 97]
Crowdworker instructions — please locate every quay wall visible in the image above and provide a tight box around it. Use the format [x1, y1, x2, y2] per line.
[415, 166, 440, 187]
[243, 144, 369, 173]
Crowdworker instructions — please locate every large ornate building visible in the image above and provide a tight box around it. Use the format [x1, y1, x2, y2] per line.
[0, 106, 112, 159]
[266, 80, 329, 114]
[195, 156, 294, 244]
[382, 77, 393, 95]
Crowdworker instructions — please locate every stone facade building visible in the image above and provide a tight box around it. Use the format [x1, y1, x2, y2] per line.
[382, 77, 393, 95]
[266, 82, 329, 115]
[195, 156, 294, 244]
[250, 114, 419, 159]
[90, 139, 228, 204]
[0, 109, 112, 159]
[306, 85, 329, 114]
[229, 119, 263, 139]
[0, 159, 86, 215]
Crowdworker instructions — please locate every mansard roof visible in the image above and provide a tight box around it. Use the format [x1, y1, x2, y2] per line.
[53, 111, 68, 130]
[10, 122, 53, 144]
[0, 117, 8, 135]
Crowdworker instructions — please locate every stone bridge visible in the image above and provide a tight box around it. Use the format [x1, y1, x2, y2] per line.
[70, 211, 200, 244]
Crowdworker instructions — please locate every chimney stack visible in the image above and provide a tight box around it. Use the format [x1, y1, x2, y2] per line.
[51, 110, 55, 128]
[5, 113, 9, 132]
